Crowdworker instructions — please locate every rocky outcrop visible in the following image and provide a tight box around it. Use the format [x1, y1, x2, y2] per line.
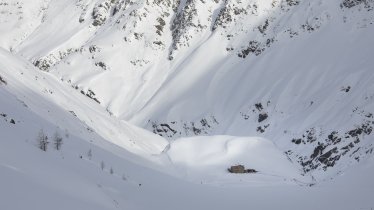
[288, 110, 374, 174]
[341, 0, 373, 8]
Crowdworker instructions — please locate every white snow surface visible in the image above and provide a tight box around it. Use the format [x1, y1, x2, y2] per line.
[1, 0, 374, 209]
[0, 48, 167, 157]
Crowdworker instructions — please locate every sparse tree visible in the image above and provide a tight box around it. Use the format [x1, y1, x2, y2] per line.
[100, 161, 105, 171]
[37, 129, 49, 151]
[122, 174, 127, 181]
[110, 167, 114, 175]
[87, 149, 92, 160]
[53, 131, 63, 150]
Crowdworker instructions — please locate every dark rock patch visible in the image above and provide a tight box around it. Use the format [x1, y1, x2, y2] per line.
[258, 113, 268, 123]
[95, 62, 107, 70]
[341, 86, 351, 92]
[292, 138, 302, 145]
[80, 89, 100, 104]
[0, 75, 7, 85]
[310, 143, 326, 159]
[327, 131, 342, 145]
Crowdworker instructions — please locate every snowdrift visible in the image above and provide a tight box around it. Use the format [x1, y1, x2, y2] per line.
[167, 135, 311, 185]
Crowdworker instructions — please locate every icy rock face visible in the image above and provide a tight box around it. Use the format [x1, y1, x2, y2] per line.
[287, 112, 374, 176]
[341, 0, 374, 9]
[92, 0, 113, 26]
[212, 1, 249, 31]
[168, 0, 222, 59]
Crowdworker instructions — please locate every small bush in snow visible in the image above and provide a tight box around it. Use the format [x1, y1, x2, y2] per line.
[37, 129, 49, 151]
[53, 131, 63, 150]
[87, 149, 92, 160]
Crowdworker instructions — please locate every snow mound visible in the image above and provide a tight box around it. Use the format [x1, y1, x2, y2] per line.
[167, 136, 311, 186]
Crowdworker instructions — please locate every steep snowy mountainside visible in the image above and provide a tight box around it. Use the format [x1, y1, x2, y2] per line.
[1, 55, 374, 210]
[0, 48, 168, 158]
[0, 0, 374, 180]
[1, 1, 374, 208]
[1, 89, 373, 210]
[5, 48, 374, 210]
[0, 0, 50, 50]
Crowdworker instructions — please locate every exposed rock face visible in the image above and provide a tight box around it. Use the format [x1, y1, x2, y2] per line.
[341, 0, 373, 8]
[287, 111, 374, 174]
[92, 1, 111, 26]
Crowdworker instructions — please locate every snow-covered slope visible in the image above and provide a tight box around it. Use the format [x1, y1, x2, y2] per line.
[1, 0, 374, 209]
[3, 0, 372, 180]
[1, 55, 374, 209]
[0, 48, 167, 157]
